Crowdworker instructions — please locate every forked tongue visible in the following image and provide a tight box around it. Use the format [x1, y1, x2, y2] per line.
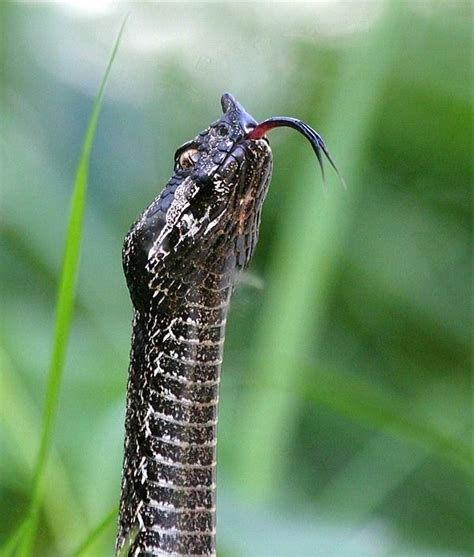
[247, 117, 346, 189]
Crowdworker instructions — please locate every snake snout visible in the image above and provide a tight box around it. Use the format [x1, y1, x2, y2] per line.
[220, 92, 258, 134]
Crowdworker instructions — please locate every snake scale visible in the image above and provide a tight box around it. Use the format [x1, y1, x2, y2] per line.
[116, 93, 340, 556]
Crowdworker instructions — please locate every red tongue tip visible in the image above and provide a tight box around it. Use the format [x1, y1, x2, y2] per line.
[246, 116, 345, 189]
[247, 122, 273, 140]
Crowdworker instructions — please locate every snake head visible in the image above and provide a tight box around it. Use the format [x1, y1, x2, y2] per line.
[122, 93, 341, 308]
[123, 93, 272, 306]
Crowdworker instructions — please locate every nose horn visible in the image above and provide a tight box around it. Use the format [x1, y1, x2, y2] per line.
[220, 92, 257, 132]
[221, 92, 239, 113]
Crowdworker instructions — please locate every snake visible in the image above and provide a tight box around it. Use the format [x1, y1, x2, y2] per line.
[116, 93, 340, 556]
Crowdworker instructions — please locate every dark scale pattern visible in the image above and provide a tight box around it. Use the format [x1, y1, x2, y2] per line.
[117, 94, 273, 556]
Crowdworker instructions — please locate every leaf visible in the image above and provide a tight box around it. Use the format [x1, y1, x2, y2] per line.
[71, 506, 118, 557]
[11, 15, 129, 557]
[295, 366, 472, 477]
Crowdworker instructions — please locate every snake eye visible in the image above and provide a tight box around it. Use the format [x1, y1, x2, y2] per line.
[175, 146, 200, 170]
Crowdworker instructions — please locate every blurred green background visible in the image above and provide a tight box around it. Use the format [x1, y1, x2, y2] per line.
[0, 1, 472, 556]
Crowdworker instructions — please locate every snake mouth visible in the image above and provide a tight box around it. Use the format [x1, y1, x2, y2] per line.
[247, 117, 345, 188]
[219, 93, 343, 187]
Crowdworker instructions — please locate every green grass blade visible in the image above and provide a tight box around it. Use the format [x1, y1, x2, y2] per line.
[315, 382, 471, 523]
[234, 1, 404, 499]
[0, 519, 30, 557]
[117, 527, 139, 557]
[17, 16, 129, 556]
[71, 506, 117, 557]
[0, 345, 88, 555]
[295, 366, 472, 477]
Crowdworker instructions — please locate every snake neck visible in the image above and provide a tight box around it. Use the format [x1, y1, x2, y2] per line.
[117, 283, 231, 556]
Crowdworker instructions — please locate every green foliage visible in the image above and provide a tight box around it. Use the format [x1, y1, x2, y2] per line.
[72, 506, 117, 557]
[0, 14, 127, 556]
[0, 3, 471, 556]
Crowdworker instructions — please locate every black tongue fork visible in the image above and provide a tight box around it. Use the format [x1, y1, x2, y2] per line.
[248, 115, 345, 189]
[249, 117, 345, 189]
[220, 92, 344, 188]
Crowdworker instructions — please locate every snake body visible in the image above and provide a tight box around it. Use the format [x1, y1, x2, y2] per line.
[117, 93, 338, 556]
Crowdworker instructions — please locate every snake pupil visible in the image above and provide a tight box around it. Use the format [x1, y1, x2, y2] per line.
[178, 147, 199, 169]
